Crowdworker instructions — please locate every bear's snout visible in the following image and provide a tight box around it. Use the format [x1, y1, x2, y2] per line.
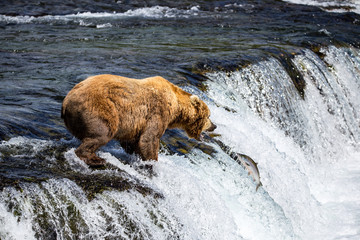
[207, 121, 217, 132]
[203, 120, 216, 133]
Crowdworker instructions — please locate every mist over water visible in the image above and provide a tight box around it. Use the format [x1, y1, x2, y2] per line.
[1, 1, 360, 239]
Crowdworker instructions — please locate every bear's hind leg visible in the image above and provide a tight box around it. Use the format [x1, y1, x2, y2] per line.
[75, 135, 111, 167]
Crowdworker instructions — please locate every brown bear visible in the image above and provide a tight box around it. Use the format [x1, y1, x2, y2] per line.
[61, 74, 216, 166]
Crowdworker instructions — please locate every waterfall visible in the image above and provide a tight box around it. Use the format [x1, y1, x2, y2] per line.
[1, 46, 359, 240]
[206, 45, 360, 239]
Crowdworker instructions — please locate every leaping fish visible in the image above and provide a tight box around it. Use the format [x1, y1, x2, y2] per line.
[199, 133, 262, 191]
[235, 153, 262, 191]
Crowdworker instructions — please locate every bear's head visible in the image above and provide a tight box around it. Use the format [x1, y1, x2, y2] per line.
[185, 95, 216, 140]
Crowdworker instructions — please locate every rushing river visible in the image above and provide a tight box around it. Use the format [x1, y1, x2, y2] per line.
[1, 1, 360, 239]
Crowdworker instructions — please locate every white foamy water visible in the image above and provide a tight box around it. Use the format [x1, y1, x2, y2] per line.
[1, 46, 359, 239]
[0, 201, 36, 240]
[0, 137, 296, 240]
[0, 6, 202, 25]
[283, 0, 360, 14]
[206, 46, 360, 239]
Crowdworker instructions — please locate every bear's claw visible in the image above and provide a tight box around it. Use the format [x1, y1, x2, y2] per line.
[83, 156, 106, 167]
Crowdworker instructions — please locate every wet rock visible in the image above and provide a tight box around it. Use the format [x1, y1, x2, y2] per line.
[276, 52, 306, 99]
[161, 129, 217, 156]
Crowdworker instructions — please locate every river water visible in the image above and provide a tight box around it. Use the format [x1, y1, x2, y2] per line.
[0, 1, 360, 239]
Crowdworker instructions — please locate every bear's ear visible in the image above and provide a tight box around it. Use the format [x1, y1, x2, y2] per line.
[190, 95, 200, 106]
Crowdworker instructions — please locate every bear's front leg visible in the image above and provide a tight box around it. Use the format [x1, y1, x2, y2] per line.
[137, 118, 165, 161]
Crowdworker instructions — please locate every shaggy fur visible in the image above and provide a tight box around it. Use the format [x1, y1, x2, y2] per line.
[61, 74, 216, 166]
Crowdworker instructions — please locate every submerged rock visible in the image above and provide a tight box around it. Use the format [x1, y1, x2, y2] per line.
[0, 138, 162, 201]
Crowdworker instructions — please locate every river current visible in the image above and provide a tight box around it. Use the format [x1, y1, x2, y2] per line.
[0, 1, 360, 239]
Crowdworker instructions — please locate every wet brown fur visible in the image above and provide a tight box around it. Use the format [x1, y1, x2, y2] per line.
[61, 74, 215, 166]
